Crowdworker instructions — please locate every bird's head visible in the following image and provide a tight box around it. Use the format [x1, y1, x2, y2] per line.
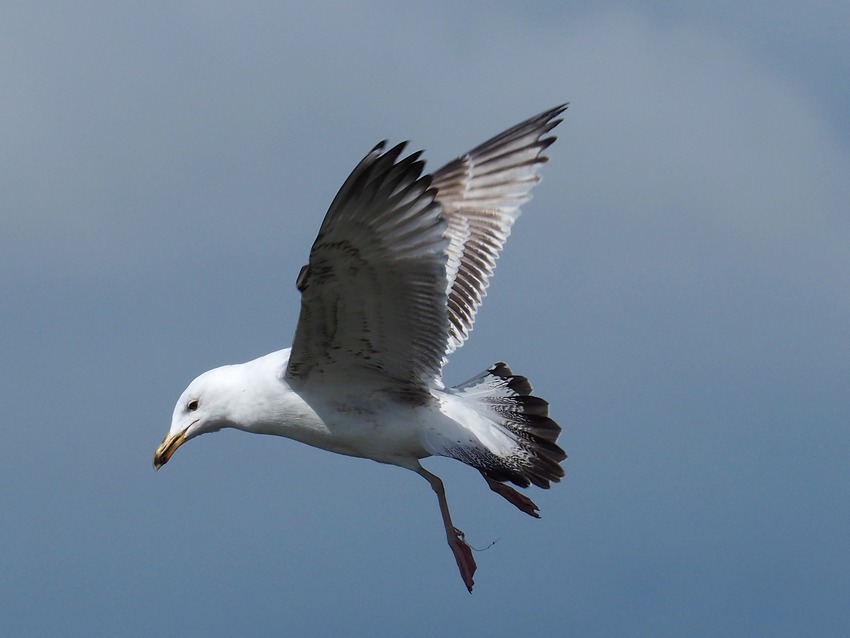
[152, 367, 236, 470]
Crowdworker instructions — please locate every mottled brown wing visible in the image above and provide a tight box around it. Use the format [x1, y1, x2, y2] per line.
[286, 142, 450, 395]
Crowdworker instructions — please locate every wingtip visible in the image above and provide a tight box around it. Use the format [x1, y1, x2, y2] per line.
[370, 140, 388, 153]
[542, 103, 569, 131]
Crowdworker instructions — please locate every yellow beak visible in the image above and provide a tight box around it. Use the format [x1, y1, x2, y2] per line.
[153, 429, 188, 470]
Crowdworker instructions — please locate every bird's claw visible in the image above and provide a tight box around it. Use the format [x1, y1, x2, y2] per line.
[447, 526, 477, 593]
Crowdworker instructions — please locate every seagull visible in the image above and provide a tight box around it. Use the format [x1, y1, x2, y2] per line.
[153, 104, 568, 592]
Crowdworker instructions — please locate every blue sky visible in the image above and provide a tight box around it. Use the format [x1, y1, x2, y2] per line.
[2, 2, 848, 636]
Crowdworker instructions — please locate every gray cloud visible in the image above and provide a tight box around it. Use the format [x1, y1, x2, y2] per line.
[1, 3, 847, 636]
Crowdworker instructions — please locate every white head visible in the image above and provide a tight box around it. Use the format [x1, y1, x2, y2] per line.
[152, 366, 242, 470]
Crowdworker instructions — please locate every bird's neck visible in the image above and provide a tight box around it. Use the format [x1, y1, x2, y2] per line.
[226, 349, 332, 441]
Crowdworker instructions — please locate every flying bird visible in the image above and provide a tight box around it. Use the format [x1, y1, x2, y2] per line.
[154, 104, 568, 592]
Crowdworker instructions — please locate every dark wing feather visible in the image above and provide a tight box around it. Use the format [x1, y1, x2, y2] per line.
[432, 104, 567, 354]
[286, 105, 567, 393]
[285, 142, 450, 395]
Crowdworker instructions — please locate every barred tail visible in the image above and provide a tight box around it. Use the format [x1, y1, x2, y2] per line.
[449, 362, 566, 489]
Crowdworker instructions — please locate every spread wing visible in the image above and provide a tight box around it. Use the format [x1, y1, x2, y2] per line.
[285, 142, 450, 395]
[433, 104, 567, 353]
[285, 105, 567, 394]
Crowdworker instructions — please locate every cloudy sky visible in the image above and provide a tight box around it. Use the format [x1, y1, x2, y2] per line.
[2, 2, 848, 636]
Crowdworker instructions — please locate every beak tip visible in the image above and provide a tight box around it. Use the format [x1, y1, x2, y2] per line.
[153, 429, 187, 471]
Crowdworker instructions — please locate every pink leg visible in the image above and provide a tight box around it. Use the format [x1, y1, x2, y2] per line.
[417, 467, 476, 593]
[483, 474, 541, 518]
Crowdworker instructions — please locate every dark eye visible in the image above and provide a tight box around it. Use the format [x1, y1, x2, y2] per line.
[187, 399, 199, 412]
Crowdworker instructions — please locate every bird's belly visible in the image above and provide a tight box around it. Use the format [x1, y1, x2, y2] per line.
[284, 396, 433, 467]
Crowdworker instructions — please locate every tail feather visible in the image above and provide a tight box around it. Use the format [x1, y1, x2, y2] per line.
[448, 362, 566, 489]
